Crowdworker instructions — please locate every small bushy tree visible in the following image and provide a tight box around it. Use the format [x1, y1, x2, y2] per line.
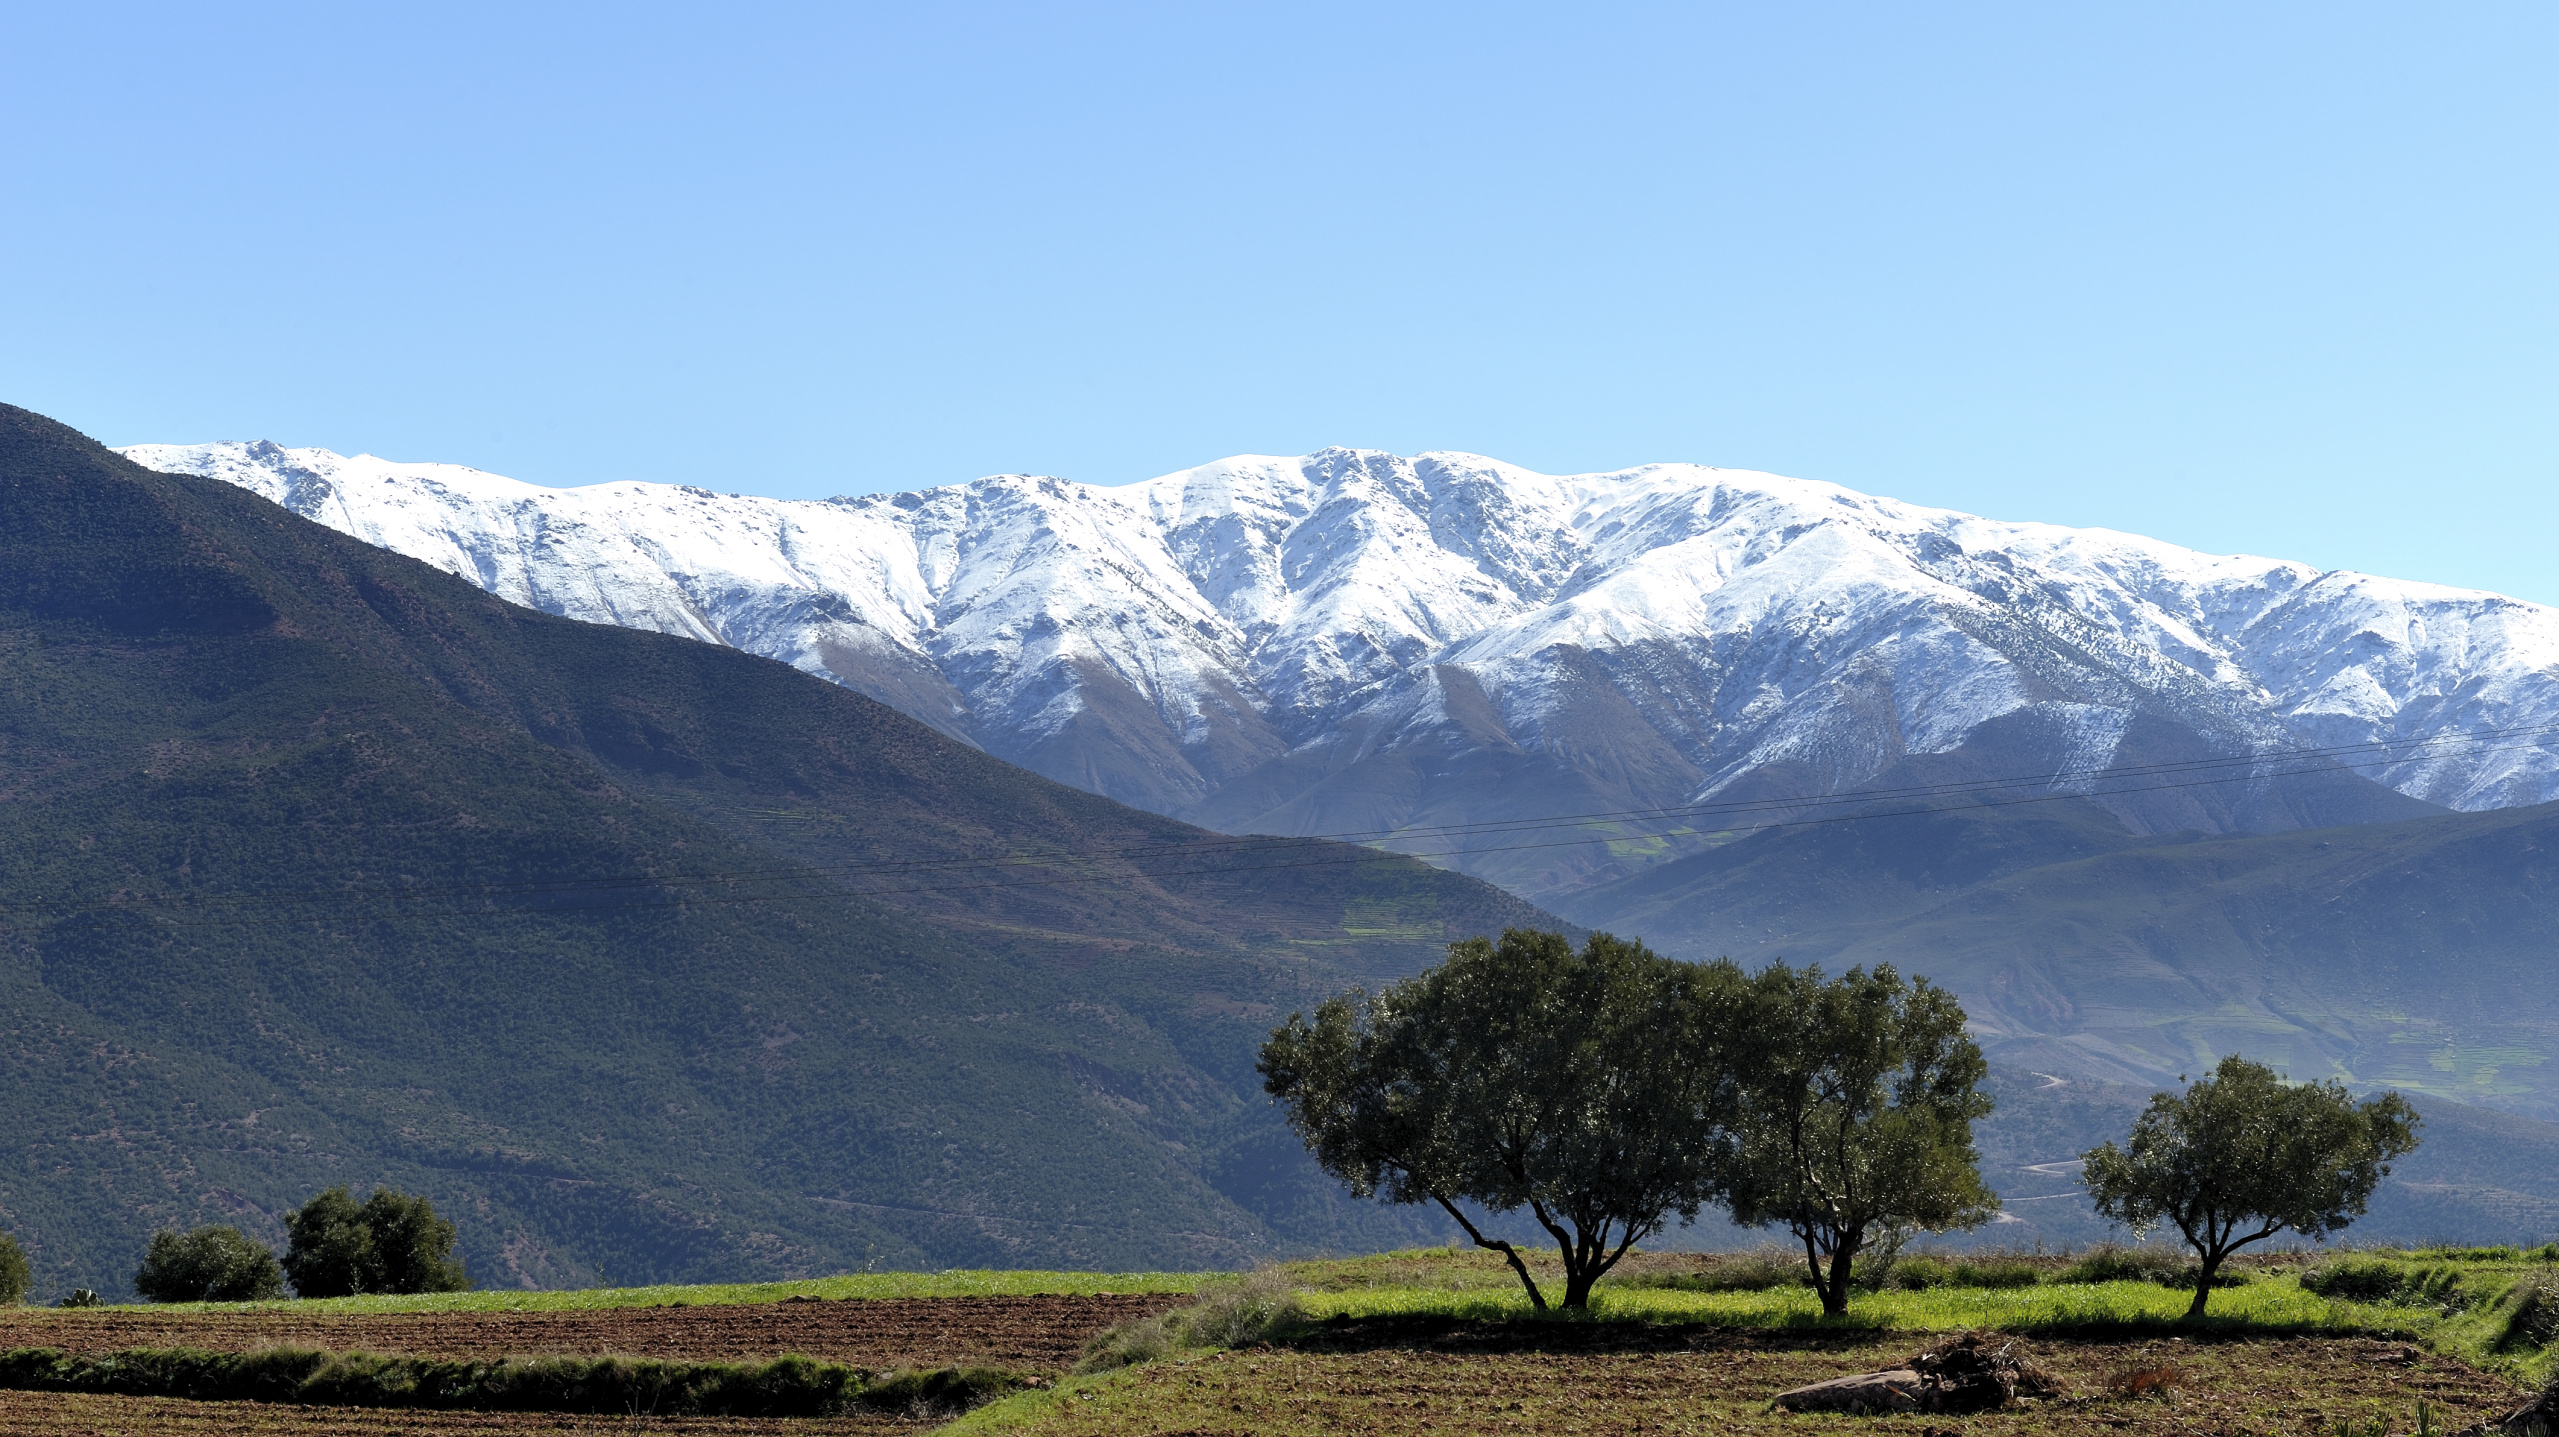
[359, 1188, 469, 1295]
[1724, 962, 1999, 1316]
[281, 1186, 371, 1298]
[0, 1231, 29, 1305]
[1260, 929, 1756, 1310]
[2082, 1055, 2420, 1319]
[282, 1186, 469, 1297]
[133, 1225, 284, 1303]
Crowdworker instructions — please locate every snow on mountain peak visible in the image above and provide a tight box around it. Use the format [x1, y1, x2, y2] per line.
[122, 439, 2559, 896]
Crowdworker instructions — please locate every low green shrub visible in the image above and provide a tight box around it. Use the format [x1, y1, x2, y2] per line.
[862, 1366, 1020, 1417]
[2304, 1258, 2404, 1302]
[1884, 1255, 1954, 1290]
[2303, 1259, 2466, 1307]
[1954, 1260, 2044, 1290]
[1883, 1256, 2043, 1291]
[2499, 1278, 2559, 1352]
[1077, 1319, 1178, 1372]
[1078, 1268, 1308, 1373]
[1620, 1247, 1807, 1294]
[2056, 1245, 2187, 1286]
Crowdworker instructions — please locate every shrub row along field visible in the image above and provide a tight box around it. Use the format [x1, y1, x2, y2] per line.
[0, 1345, 1014, 1423]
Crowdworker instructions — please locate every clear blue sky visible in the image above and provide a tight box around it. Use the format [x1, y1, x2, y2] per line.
[5, 2, 2554, 601]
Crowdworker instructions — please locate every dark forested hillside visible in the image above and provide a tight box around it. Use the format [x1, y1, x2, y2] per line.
[0, 404, 1553, 1298]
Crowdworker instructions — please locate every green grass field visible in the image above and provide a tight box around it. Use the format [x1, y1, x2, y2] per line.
[1301, 1273, 2372, 1329]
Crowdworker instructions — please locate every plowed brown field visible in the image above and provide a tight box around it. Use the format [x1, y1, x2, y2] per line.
[0, 1294, 1180, 1372]
[1018, 1325, 2531, 1436]
[0, 1389, 921, 1433]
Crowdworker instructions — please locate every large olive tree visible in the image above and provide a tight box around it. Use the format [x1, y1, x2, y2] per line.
[282, 1186, 469, 1297]
[1259, 929, 1755, 1311]
[1724, 962, 1999, 1316]
[2082, 1055, 2420, 1318]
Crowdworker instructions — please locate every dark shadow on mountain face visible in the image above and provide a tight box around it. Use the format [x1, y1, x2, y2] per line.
[0, 402, 1554, 1295]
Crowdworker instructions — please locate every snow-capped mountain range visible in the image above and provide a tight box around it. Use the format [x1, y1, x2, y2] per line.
[124, 441, 2559, 898]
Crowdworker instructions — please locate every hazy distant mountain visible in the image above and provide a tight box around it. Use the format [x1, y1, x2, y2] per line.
[126, 442, 2559, 900]
[1552, 785, 2559, 1120]
[4, 406, 1549, 1296]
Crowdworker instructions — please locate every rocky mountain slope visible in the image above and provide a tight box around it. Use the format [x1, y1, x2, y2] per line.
[3, 405, 1550, 1296]
[126, 442, 2559, 900]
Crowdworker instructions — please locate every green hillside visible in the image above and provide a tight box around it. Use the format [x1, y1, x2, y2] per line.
[1560, 790, 2559, 1119]
[0, 403, 1553, 1298]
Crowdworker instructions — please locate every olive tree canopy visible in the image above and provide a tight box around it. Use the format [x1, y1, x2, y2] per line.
[2082, 1055, 2420, 1318]
[282, 1186, 469, 1298]
[133, 1225, 284, 1303]
[1259, 929, 1754, 1310]
[1724, 962, 1998, 1316]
